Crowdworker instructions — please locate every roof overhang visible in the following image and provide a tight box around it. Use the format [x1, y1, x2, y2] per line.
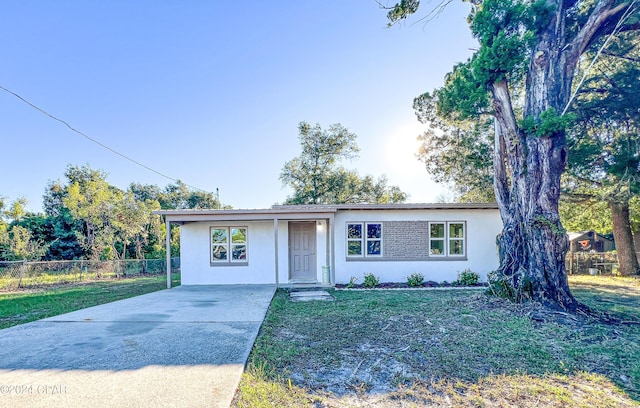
[153, 203, 499, 223]
[153, 207, 338, 223]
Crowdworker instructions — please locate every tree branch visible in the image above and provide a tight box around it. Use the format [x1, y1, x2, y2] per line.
[574, 0, 631, 57]
[602, 49, 640, 63]
[491, 81, 521, 218]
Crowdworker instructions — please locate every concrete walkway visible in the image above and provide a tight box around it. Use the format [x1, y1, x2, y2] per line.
[0, 285, 276, 408]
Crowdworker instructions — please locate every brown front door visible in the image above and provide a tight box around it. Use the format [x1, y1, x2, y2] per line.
[289, 222, 317, 282]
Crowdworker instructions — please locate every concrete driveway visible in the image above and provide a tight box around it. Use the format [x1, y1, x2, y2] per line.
[0, 285, 276, 408]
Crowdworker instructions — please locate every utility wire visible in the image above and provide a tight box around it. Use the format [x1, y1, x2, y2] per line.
[562, 0, 638, 115]
[0, 84, 209, 194]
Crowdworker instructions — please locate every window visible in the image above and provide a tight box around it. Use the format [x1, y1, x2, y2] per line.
[448, 223, 465, 256]
[347, 222, 382, 257]
[429, 223, 445, 256]
[347, 223, 363, 256]
[429, 222, 465, 257]
[211, 227, 247, 264]
[366, 223, 382, 256]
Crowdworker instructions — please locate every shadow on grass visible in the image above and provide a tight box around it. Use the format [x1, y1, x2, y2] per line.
[571, 275, 640, 322]
[234, 282, 640, 408]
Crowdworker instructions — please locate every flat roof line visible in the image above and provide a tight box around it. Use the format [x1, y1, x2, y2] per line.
[154, 202, 499, 216]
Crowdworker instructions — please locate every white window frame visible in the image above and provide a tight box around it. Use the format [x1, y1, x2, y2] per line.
[346, 222, 383, 258]
[365, 222, 383, 257]
[429, 221, 466, 257]
[429, 222, 446, 257]
[346, 223, 364, 257]
[210, 226, 248, 265]
[448, 222, 465, 257]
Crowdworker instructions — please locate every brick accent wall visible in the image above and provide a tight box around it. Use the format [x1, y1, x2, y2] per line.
[383, 221, 429, 259]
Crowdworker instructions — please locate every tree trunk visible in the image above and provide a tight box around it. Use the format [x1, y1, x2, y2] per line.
[493, 127, 582, 310]
[610, 201, 640, 275]
[490, 1, 591, 311]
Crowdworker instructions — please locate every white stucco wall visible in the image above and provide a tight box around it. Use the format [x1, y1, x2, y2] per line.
[180, 219, 330, 285]
[332, 208, 502, 284]
[177, 209, 501, 286]
[180, 221, 277, 285]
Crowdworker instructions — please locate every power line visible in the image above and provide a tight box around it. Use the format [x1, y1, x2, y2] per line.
[562, 0, 638, 115]
[0, 84, 210, 194]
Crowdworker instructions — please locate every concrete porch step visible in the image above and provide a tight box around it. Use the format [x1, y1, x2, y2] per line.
[289, 290, 334, 302]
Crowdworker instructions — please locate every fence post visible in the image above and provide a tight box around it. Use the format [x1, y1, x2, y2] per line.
[17, 260, 27, 288]
[569, 252, 573, 275]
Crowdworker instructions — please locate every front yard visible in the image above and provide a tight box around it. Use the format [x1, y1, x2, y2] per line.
[0, 274, 180, 329]
[234, 276, 640, 407]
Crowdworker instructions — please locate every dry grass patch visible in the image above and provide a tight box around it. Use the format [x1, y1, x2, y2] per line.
[234, 281, 640, 407]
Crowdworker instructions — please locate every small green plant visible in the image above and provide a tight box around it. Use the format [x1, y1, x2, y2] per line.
[407, 272, 424, 287]
[453, 269, 480, 286]
[363, 273, 380, 288]
[486, 269, 533, 302]
[346, 276, 358, 289]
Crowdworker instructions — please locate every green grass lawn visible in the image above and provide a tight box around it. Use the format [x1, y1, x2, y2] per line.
[233, 275, 640, 407]
[0, 274, 180, 329]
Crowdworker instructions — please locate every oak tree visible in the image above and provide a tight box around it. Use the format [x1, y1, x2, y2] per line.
[387, 0, 640, 309]
[280, 122, 408, 204]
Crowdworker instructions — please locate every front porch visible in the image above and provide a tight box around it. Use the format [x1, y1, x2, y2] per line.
[156, 206, 338, 288]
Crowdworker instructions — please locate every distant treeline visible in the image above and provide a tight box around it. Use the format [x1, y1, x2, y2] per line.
[0, 164, 225, 261]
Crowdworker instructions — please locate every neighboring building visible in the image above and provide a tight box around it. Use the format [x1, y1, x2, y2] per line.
[154, 203, 502, 287]
[567, 231, 614, 253]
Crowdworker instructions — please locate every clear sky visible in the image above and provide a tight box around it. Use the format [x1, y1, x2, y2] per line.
[0, 1, 477, 212]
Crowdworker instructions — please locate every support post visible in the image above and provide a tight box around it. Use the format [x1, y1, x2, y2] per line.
[274, 218, 279, 287]
[166, 219, 172, 289]
[329, 214, 335, 285]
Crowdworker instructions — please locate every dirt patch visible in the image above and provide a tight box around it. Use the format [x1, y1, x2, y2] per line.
[239, 288, 640, 407]
[269, 293, 581, 395]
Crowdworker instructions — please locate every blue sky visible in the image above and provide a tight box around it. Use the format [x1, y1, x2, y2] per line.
[0, 1, 476, 212]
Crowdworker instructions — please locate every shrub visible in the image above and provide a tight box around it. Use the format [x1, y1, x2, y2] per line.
[487, 269, 534, 302]
[346, 276, 357, 289]
[407, 272, 424, 287]
[453, 269, 480, 286]
[487, 269, 514, 298]
[363, 273, 380, 288]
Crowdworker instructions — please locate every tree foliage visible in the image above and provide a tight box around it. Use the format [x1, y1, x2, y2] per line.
[412, 19, 639, 272]
[280, 122, 408, 204]
[414, 93, 496, 202]
[1, 164, 224, 261]
[389, 0, 640, 309]
[564, 32, 640, 274]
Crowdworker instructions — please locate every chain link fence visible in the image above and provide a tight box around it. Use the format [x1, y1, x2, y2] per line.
[0, 258, 180, 291]
[565, 252, 618, 275]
